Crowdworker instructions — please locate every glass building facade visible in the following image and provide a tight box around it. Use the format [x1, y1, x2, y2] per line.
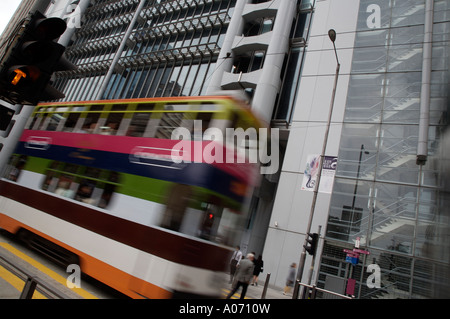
[318, 0, 450, 299]
[54, 0, 313, 121]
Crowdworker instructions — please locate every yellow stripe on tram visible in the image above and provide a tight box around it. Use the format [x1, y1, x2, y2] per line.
[0, 242, 98, 299]
[0, 265, 46, 299]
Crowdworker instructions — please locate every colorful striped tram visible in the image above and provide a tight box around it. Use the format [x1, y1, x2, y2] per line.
[0, 95, 264, 298]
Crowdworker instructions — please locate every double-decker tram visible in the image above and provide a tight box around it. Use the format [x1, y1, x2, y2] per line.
[0, 95, 264, 298]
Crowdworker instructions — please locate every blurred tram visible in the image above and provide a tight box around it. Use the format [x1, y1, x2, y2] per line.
[0, 95, 264, 298]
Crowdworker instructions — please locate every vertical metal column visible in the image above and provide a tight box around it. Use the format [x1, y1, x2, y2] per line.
[96, 0, 147, 100]
[417, 0, 434, 165]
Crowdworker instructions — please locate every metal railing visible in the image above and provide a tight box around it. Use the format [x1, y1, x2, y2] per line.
[295, 281, 353, 300]
[258, 273, 352, 300]
[0, 246, 78, 299]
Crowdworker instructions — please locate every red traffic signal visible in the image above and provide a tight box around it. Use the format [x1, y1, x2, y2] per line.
[0, 10, 76, 105]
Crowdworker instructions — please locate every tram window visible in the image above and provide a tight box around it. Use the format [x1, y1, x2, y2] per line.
[98, 184, 114, 208]
[63, 113, 81, 132]
[99, 172, 120, 208]
[37, 113, 50, 130]
[41, 162, 121, 209]
[127, 112, 151, 137]
[161, 184, 192, 231]
[42, 171, 56, 191]
[75, 180, 95, 204]
[196, 112, 213, 132]
[44, 107, 71, 131]
[27, 113, 40, 130]
[55, 175, 76, 199]
[4, 155, 27, 182]
[63, 163, 79, 174]
[155, 112, 190, 139]
[101, 112, 124, 135]
[26, 107, 43, 130]
[46, 113, 65, 131]
[160, 183, 243, 245]
[79, 112, 101, 133]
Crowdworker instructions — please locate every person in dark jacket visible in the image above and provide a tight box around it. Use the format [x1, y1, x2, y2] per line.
[251, 255, 264, 286]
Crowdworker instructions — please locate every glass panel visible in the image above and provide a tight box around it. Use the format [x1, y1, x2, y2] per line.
[79, 112, 101, 133]
[376, 124, 419, 185]
[128, 112, 152, 137]
[351, 46, 387, 73]
[102, 112, 125, 135]
[182, 64, 199, 96]
[369, 182, 417, 253]
[387, 43, 423, 72]
[326, 178, 372, 243]
[63, 113, 81, 132]
[335, 124, 378, 180]
[191, 63, 208, 96]
[344, 74, 384, 123]
[391, 0, 425, 27]
[354, 29, 388, 48]
[155, 112, 189, 139]
[164, 65, 181, 97]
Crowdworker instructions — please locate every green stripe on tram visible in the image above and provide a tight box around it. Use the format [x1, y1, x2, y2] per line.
[19, 156, 241, 210]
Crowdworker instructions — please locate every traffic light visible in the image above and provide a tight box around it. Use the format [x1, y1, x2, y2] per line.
[303, 233, 319, 256]
[0, 10, 76, 105]
[0, 104, 14, 130]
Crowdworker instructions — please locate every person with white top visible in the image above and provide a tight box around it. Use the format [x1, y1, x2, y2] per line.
[229, 245, 242, 283]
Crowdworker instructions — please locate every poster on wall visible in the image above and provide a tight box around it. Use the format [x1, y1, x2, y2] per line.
[301, 154, 337, 194]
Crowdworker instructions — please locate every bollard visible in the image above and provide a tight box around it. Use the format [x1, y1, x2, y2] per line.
[292, 280, 300, 299]
[261, 273, 271, 299]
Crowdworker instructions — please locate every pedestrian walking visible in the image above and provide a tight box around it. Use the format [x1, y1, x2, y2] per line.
[229, 245, 242, 283]
[283, 263, 297, 295]
[226, 253, 255, 299]
[251, 255, 264, 286]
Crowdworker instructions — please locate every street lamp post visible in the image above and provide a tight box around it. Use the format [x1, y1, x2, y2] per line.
[293, 29, 341, 299]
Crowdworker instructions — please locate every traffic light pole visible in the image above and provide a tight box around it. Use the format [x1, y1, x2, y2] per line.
[301, 226, 321, 299]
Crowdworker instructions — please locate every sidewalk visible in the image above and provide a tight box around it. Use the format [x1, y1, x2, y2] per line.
[245, 280, 292, 300]
[223, 277, 292, 300]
